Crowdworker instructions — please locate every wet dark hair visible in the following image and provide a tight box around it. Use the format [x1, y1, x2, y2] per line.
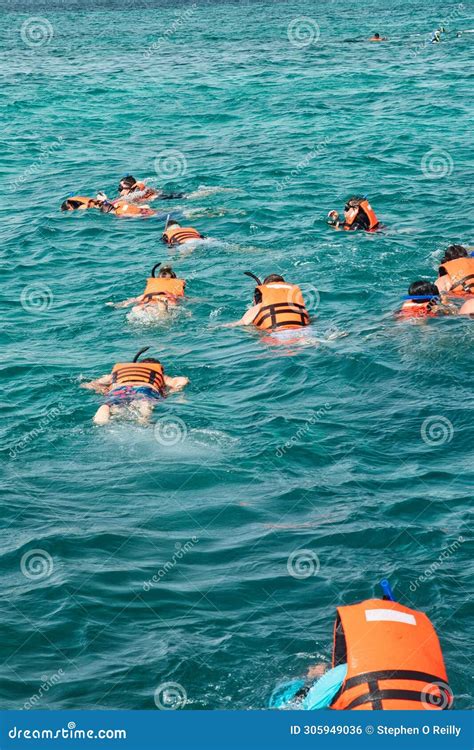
[408, 280, 440, 304]
[61, 198, 84, 211]
[166, 220, 180, 228]
[158, 265, 177, 279]
[373, 33, 380, 38]
[263, 274, 285, 284]
[141, 357, 161, 364]
[345, 196, 364, 210]
[440, 245, 467, 264]
[119, 175, 137, 191]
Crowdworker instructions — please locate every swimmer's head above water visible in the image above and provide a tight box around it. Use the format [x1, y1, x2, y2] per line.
[440, 245, 468, 264]
[118, 175, 139, 195]
[61, 197, 99, 211]
[407, 280, 440, 303]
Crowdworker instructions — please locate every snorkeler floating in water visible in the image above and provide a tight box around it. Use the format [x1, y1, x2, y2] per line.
[369, 32, 387, 41]
[81, 347, 188, 425]
[435, 245, 474, 296]
[397, 281, 455, 319]
[162, 219, 204, 246]
[99, 199, 156, 218]
[117, 175, 184, 202]
[61, 196, 100, 211]
[327, 196, 381, 232]
[226, 273, 310, 331]
[270, 580, 452, 711]
[112, 263, 186, 313]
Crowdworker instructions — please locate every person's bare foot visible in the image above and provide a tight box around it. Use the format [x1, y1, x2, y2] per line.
[93, 404, 111, 425]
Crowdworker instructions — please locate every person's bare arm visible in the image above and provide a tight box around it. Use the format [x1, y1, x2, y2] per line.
[164, 375, 189, 392]
[435, 275, 450, 293]
[81, 374, 113, 393]
[224, 304, 260, 328]
[108, 295, 143, 308]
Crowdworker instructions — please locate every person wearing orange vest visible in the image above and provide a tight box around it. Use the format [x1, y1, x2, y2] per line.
[397, 281, 455, 319]
[117, 175, 184, 202]
[269, 582, 452, 711]
[99, 199, 156, 218]
[227, 273, 310, 332]
[162, 220, 204, 246]
[327, 196, 380, 232]
[435, 245, 474, 296]
[81, 347, 188, 425]
[61, 196, 100, 211]
[112, 263, 186, 312]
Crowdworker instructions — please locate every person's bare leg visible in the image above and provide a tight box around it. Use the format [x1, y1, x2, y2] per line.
[136, 400, 154, 424]
[93, 404, 111, 425]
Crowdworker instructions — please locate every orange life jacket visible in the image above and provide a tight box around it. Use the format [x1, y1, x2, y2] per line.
[111, 361, 165, 395]
[253, 283, 310, 331]
[438, 257, 474, 295]
[344, 199, 379, 231]
[330, 599, 451, 710]
[142, 277, 186, 302]
[398, 300, 438, 318]
[162, 225, 203, 245]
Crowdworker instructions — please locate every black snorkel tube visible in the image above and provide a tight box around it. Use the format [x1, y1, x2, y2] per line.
[151, 263, 161, 278]
[133, 346, 150, 363]
[244, 271, 262, 285]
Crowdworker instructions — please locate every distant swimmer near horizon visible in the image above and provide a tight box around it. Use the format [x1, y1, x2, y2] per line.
[162, 219, 204, 246]
[369, 32, 387, 41]
[328, 196, 381, 232]
[81, 347, 188, 425]
[112, 262, 186, 314]
[226, 272, 310, 331]
[435, 245, 474, 296]
[269, 580, 452, 711]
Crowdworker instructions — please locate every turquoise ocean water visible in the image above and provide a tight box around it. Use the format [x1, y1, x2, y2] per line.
[1, 0, 473, 710]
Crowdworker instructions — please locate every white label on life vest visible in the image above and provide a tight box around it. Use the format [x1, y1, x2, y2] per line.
[365, 609, 416, 625]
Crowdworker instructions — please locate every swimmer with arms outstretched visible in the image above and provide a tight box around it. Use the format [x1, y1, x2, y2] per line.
[112, 263, 186, 313]
[81, 347, 188, 425]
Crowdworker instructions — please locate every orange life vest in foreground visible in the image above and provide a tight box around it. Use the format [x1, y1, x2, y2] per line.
[253, 283, 310, 331]
[438, 257, 474, 295]
[345, 199, 379, 231]
[111, 361, 165, 395]
[330, 599, 451, 710]
[398, 300, 438, 318]
[162, 226, 203, 245]
[142, 277, 186, 302]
